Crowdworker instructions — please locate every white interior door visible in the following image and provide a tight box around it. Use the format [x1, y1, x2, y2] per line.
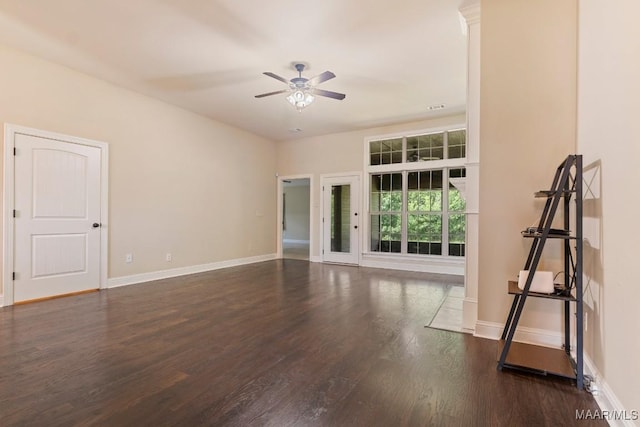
[13, 133, 102, 302]
[322, 175, 360, 264]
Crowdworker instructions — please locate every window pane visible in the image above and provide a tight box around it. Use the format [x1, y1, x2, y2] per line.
[330, 185, 350, 253]
[371, 174, 402, 213]
[370, 214, 401, 253]
[407, 170, 443, 255]
[448, 214, 465, 243]
[407, 214, 442, 254]
[369, 138, 403, 165]
[381, 174, 391, 191]
[448, 168, 466, 212]
[380, 192, 391, 211]
[370, 214, 381, 251]
[429, 191, 442, 211]
[406, 133, 444, 162]
[430, 170, 443, 189]
[370, 173, 402, 254]
[449, 167, 466, 179]
[390, 192, 402, 211]
[447, 130, 466, 159]
[449, 213, 466, 257]
[449, 189, 465, 212]
[448, 167, 466, 257]
[408, 171, 442, 213]
[370, 140, 382, 153]
[407, 191, 426, 211]
[391, 173, 402, 191]
[370, 191, 380, 212]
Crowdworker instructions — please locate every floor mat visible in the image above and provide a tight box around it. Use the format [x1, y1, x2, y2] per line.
[426, 285, 464, 333]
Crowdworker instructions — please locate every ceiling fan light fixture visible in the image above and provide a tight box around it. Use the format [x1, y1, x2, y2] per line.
[286, 90, 315, 111]
[256, 62, 344, 111]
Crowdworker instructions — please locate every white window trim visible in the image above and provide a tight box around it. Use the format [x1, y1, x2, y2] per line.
[363, 124, 466, 271]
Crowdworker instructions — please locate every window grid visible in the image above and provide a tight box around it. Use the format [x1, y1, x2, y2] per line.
[369, 138, 403, 166]
[369, 130, 466, 166]
[407, 170, 444, 255]
[367, 129, 466, 257]
[370, 173, 403, 253]
[447, 167, 467, 256]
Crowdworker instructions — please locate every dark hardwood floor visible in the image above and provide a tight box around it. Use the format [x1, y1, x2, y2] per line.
[0, 260, 605, 426]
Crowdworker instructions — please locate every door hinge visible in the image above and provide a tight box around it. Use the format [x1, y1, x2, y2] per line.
[12, 272, 16, 280]
[13, 147, 16, 156]
[13, 209, 16, 218]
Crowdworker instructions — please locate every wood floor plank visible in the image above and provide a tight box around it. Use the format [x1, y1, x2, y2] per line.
[0, 260, 604, 426]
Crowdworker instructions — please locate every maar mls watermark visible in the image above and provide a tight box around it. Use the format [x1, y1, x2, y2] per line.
[576, 409, 639, 421]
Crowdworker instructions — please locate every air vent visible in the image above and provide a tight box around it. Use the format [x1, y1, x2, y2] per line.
[427, 104, 446, 111]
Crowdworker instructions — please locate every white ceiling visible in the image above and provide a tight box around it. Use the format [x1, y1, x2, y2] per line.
[0, 0, 467, 141]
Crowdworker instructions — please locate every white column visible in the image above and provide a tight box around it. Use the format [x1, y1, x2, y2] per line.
[459, 2, 480, 332]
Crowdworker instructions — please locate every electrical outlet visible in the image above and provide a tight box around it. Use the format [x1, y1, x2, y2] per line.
[126, 253, 133, 263]
[166, 253, 172, 262]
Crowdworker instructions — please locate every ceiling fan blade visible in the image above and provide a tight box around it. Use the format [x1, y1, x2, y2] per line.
[255, 89, 289, 98]
[308, 71, 336, 85]
[310, 88, 346, 100]
[263, 72, 290, 84]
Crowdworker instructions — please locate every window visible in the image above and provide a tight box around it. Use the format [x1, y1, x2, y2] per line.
[448, 168, 466, 256]
[369, 138, 403, 165]
[447, 130, 466, 159]
[366, 129, 466, 257]
[407, 133, 443, 162]
[407, 170, 443, 255]
[370, 173, 402, 252]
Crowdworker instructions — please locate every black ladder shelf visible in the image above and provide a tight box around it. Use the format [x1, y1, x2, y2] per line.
[497, 154, 584, 389]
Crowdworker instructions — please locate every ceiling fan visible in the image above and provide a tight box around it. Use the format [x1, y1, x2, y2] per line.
[255, 63, 346, 111]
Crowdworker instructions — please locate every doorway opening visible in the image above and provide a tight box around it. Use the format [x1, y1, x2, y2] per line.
[279, 177, 311, 260]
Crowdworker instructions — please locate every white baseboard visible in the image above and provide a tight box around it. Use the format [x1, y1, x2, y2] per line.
[283, 239, 310, 244]
[0, 294, 4, 308]
[582, 354, 639, 427]
[309, 255, 322, 263]
[474, 320, 563, 348]
[475, 320, 637, 425]
[107, 253, 277, 289]
[462, 298, 477, 332]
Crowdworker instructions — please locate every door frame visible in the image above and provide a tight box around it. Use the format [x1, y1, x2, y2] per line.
[2, 124, 109, 306]
[320, 172, 362, 265]
[276, 174, 314, 260]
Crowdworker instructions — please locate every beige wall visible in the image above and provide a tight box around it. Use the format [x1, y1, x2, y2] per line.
[578, 0, 640, 413]
[283, 183, 310, 242]
[478, 0, 577, 331]
[0, 44, 277, 288]
[276, 114, 465, 258]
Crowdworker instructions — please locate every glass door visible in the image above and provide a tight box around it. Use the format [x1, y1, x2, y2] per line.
[322, 175, 360, 264]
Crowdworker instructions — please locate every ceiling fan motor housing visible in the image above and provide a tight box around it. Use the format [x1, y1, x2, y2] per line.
[290, 77, 308, 88]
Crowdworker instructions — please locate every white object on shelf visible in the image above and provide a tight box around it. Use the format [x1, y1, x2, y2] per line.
[517, 270, 554, 293]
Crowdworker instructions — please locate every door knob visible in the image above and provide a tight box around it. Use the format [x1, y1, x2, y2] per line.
[92, 223, 101, 228]
[354, 225, 358, 229]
